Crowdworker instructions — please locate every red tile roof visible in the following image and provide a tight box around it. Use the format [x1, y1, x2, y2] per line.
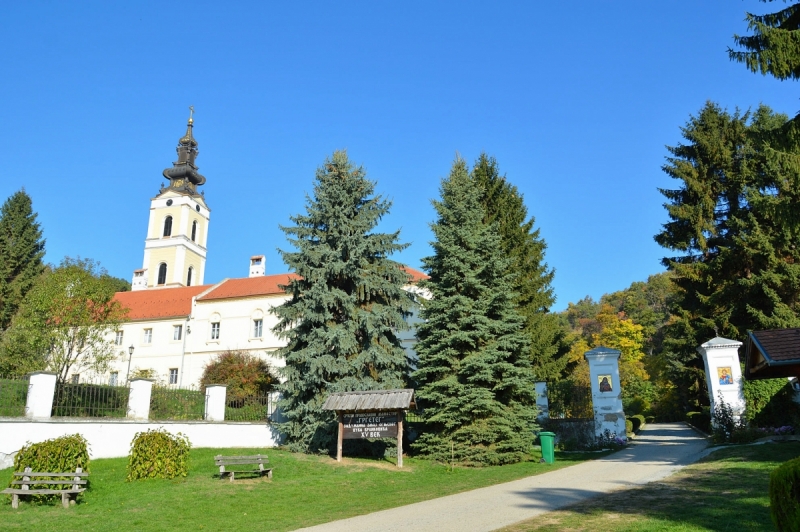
[114, 285, 212, 321]
[197, 274, 298, 301]
[402, 266, 428, 283]
[114, 265, 426, 318]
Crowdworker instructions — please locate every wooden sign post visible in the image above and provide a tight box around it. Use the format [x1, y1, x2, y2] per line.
[323, 389, 415, 468]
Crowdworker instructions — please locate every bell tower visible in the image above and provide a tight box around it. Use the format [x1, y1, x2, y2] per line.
[132, 108, 211, 291]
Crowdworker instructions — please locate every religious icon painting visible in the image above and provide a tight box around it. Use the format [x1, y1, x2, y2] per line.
[717, 367, 733, 385]
[598, 374, 613, 392]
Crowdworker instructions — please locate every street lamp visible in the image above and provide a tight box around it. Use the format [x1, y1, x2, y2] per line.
[126, 344, 135, 384]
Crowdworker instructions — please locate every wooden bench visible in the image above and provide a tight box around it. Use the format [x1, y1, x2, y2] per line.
[1, 467, 88, 508]
[214, 454, 272, 482]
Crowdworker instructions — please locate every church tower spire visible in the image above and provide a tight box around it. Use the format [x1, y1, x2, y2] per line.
[161, 106, 206, 196]
[132, 108, 211, 291]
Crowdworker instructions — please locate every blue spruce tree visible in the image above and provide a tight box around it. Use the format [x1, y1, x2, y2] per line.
[413, 158, 538, 465]
[272, 151, 414, 453]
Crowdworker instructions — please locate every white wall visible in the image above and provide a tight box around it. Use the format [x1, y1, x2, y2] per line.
[0, 419, 280, 469]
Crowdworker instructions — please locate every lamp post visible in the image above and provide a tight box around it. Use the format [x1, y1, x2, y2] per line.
[126, 344, 135, 384]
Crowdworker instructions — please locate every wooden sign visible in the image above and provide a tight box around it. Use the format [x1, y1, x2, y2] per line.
[342, 412, 398, 439]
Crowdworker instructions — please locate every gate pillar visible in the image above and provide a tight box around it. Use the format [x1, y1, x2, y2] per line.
[698, 337, 745, 424]
[585, 347, 626, 440]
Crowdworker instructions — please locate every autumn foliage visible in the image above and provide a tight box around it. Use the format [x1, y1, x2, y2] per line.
[200, 350, 275, 403]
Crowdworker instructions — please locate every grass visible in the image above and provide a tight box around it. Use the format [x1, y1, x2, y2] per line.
[500, 441, 800, 531]
[0, 447, 598, 531]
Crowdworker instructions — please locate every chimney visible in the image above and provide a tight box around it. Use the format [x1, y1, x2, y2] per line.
[249, 255, 265, 277]
[132, 269, 148, 291]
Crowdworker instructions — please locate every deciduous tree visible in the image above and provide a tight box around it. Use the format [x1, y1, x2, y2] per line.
[272, 150, 413, 453]
[0, 258, 127, 380]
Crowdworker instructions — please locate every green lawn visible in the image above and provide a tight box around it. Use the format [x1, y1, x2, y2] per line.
[501, 442, 800, 532]
[0, 447, 596, 531]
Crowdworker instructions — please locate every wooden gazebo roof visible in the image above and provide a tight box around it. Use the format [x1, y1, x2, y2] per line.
[745, 328, 800, 380]
[322, 389, 416, 411]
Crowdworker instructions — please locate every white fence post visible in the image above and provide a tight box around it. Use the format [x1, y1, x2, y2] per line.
[534, 381, 550, 420]
[25, 371, 57, 420]
[585, 346, 627, 440]
[127, 379, 154, 420]
[698, 337, 745, 424]
[205, 385, 227, 422]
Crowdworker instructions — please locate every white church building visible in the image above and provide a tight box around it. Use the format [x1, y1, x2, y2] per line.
[103, 114, 425, 388]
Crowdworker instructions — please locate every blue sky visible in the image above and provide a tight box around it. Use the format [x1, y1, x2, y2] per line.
[1, 1, 797, 310]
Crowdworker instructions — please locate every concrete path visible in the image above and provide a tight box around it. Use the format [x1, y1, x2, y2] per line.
[296, 423, 710, 532]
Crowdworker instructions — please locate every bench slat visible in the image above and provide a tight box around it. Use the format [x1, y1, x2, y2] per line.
[214, 454, 267, 460]
[2, 488, 85, 495]
[12, 472, 89, 477]
[216, 459, 268, 464]
[10, 480, 87, 486]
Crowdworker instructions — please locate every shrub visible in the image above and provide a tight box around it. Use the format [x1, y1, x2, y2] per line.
[126, 428, 190, 481]
[200, 350, 276, 404]
[9, 434, 90, 503]
[628, 416, 644, 433]
[770, 456, 800, 531]
[686, 411, 711, 434]
[712, 393, 743, 444]
[625, 419, 634, 435]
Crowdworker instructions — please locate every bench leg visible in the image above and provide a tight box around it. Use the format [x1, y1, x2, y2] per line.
[12, 494, 18, 509]
[267, 469, 272, 479]
[62, 492, 69, 508]
[229, 471, 234, 483]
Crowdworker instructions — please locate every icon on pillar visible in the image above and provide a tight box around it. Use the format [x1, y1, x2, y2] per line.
[717, 367, 733, 385]
[598, 375, 613, 392]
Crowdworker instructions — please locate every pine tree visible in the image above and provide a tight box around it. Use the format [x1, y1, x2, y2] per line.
[412, 157, 537, 466]
[471, 154, 568, 382]
[729, 2, 800, 81]
[272, 150, 414, 454]
[0, 189, 45, 336]
[655, 102, 798, 409]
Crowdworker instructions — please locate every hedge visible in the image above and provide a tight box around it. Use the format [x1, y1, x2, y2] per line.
[686, 411, 711, 434]
[770, 457, 800, 531]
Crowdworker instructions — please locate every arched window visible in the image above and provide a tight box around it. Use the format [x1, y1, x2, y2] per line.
[157, 263, 167, 285]
[187, 267, 193, 287]
[191, 221, 197, 242]
[163, 216, 173, 237]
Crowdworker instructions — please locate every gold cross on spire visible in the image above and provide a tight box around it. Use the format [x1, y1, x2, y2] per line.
[188, 105, 194, 124]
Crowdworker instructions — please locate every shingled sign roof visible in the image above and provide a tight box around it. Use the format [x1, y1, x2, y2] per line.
[322, 389, 416, 411]
[745, 328, 800, 380]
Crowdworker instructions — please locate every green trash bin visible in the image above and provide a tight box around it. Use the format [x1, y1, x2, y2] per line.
[539, 431, 556, 464]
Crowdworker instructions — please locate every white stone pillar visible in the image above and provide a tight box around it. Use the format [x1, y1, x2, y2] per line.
[205, 385, 227, 422]
[585, 347, 626, 440]
[698, 337, 745, 423]
[127, 378, 154, 420]
[25, 371, 57, 420]
[534, 382, 550, 420]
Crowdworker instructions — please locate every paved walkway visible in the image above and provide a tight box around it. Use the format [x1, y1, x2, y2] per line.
[296, 423, 710, 532]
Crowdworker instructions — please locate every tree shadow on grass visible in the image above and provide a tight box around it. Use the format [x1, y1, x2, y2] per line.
[505, 443, 800, 531]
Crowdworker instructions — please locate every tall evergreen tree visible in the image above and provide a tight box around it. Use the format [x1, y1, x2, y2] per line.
[471, 154, 568, 381]
[729, 1, 800, 81]
[0, 189, 45, 336]
[412, 158, 537, 466]
[655, 102, 797, 408]
[272, 150, 414, 454]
